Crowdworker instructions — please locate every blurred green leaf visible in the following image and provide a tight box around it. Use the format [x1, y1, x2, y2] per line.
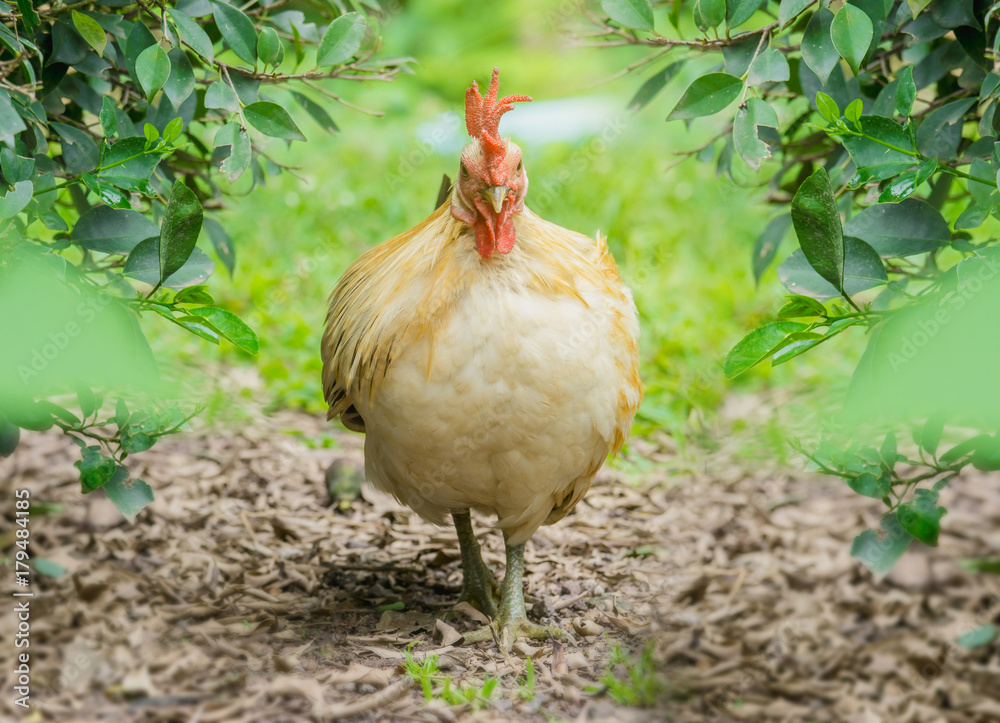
[33, 557, 67, 577]
[206, 81, 240, 112]
[601, 0, 654, 30]
[802, 8, 838, 83]
[76, 445, 117, 492]
[317, 12, 366, 66]
[733, 97, 778, 171]
[895, 65, 916, 116]
[71, 206, 159, 254]
[667, 73, 743, 121]
[103, 470, 154, 523]
[842, 198, 950, 257]
[72, 10, 106, 56]
[725, 321, 808, 378]
[747, 48, 790, 85]
[779, 237, 887, 299]
[163, 48, 195, 106]
[831, 4, 873, 77]
[0, 180, 32, 218]
[291, 91, 339, 134]
[752, 214, 791, 284]
[779, 0, 813, 27]
[848, 471, 891, 498]
[896, 493, 946, 546]
[956, 624, 998, 649]
[693, 0, 725, 30]
[100, 95, 118, 138]
[167, 8, 215, 63]
[627, 61, 684, 111]
[851, 513, 913, 579]
[916, 98, 976, 161]
[188, 306, 259, 354]
[136, 44, 171, 100]
[243, 101, 306, 141]
[726, 0, 763, 29]
[211, 0, 257, 64]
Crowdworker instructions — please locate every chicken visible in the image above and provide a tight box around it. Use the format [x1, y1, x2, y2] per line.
[321, 69, 641, 646]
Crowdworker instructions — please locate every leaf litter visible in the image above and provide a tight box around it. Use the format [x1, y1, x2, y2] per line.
[0, 408, 997, 721]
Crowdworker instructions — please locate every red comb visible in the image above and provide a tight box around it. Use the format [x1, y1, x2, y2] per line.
[465, 68, 531, 181]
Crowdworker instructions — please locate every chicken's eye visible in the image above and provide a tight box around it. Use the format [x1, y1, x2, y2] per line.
[461, 163, 469, 178]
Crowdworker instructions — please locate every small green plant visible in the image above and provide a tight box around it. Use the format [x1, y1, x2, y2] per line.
[517, 657, 536, 701]
[403, 644, 497, 711]
[588, 641, 667, 708]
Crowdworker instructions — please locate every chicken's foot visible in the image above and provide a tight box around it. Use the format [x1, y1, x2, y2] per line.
[453, 511, 499, 618]
[461, 541, 566, 650]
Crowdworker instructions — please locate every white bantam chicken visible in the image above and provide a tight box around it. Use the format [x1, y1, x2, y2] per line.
[321, 69, 641, 646]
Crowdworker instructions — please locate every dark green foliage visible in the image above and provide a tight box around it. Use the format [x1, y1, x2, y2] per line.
[0, 1, 409, 521]
[591, 0, 999, 594]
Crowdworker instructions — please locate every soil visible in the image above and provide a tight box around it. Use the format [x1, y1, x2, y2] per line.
[1, 409, 999, 722]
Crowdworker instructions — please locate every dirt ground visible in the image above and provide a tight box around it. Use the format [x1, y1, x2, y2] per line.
[1, 408, 999, 722]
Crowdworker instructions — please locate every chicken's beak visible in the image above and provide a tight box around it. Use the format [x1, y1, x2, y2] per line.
[482, 186, 507, 214]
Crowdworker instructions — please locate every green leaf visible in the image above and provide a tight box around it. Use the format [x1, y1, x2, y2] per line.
[844, 98, 863, 125]
[15, 0, 38, 31]
[211, 0, 257, 64]
[163, 47, 195, 107]
[940, 434, 990, 464]
[121, 428, 155, 454]
[71, 206, 159, 254]
[915, 98, 975, 161]
[957, 557, 1000, 574]
[733, 97, 778, 171]
[626, 61, 685, 112]
[33, 557, 67, 578]
[895, 65, 915, 116]
[203, 217, 235, 276]
[76, 446, 116, 492]
[188, 306, 259, 354]
[778, 0, 812, 26]
[842, 115, 917, 180]
[124, 239, 214, 289]
[802, 8, 839, 83]
[815, 91, 840, 123]
[0, 90, 25, 145]
[956, 624, 998, 649]
[777, 294, 828, 318]
[257, 26, 282, 66]
[290, 92, 340, 134]
[72, 10, 106, 56]
[167, 8, 215, 64]
[135, 44, 171, 100]
[724, 321, 808, 378]
[848, 471, 891, 498]
[747, 48, 790, 85]
[243, 101, 306, 141]
[601, 0, 654, 30]
[842, 198, 950, 257]
[317, 12, 367, 67]
[100, 95, 118, 138]
[752, 214, 791, 284]
[896, 494, 946, 546]
[124, 19, 156, 86]
[831, 4, 873, 77]
[851, 513, 913, 579]
[919, 414, 944, 456]
[162, 116, 183, 144]
[726, 0, 764, 29]
[215, 121, 252, 181]
[103, 471, 154, 524]
[99, 137, 163, 189]
[174, 284, 215, 305]
[879, 430, 897, 467]
[779, 237, 886, 299]
[206, 81, 240, 112]
[159, 181, 204, 284]
[693, 0, 725, 30]
[907, 0, 932, 17]
[791, 168, 844, 293]
[52, 122, 100, 175]
[0, 180, 31, 218]
[666, 73, 743, 121]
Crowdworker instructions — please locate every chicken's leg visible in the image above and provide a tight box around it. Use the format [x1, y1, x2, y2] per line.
[453, 511, 499, 618]
[462, 539, 566, 649]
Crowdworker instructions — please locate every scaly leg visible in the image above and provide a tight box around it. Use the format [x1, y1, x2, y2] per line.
[453, 511, 499, 618]
[462, 538, 566, 650]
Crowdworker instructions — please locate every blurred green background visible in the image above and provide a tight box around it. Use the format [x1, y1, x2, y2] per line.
[151, 0, 862, 448]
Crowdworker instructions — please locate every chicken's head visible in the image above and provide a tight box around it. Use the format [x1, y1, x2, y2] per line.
[451, 68, 532, 259]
